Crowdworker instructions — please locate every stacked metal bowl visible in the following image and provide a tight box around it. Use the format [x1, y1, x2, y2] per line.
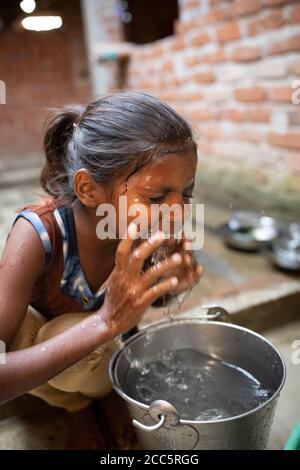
[219, 211, 300, 272]
[264, 223, 300, 272]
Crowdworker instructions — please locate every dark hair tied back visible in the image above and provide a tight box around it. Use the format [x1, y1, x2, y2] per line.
[41, 91, 197, 203]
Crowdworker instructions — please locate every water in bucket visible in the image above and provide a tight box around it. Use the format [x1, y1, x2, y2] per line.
[122, 237, 273, 422]
[123, 348, 272, 421]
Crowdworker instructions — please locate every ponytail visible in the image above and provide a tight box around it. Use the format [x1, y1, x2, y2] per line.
[40, 105, 84, 201]
[40, 91, 196, 204]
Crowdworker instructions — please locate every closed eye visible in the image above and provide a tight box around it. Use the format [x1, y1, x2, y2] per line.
[183, 193, 194, 200]
[149, 193, 194, 203]
[148, 195, 166, 203]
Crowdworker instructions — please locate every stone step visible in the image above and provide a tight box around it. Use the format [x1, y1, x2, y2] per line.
[0, 153, 42, 188]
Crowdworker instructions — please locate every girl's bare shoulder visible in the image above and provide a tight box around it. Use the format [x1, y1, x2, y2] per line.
[1, 216, 45, 280]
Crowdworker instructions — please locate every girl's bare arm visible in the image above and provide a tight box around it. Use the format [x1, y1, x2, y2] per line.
[0, 218, 113, 403]
[0, 220, 188, 404]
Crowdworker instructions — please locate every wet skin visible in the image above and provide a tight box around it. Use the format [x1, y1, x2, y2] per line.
[0, 147, 203, 405]
[73, 148, 199, 284]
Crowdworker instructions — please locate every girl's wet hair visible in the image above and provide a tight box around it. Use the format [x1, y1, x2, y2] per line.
[41, 90, 197, 203]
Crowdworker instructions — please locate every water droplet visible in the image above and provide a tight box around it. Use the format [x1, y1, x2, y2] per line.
[177, 383, 188, 390]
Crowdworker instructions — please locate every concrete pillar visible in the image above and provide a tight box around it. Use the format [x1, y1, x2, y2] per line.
[80, 0, 125, 97]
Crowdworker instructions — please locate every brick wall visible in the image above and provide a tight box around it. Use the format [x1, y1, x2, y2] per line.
[0, 0, 91, 170]
[127, 0, 300, 219]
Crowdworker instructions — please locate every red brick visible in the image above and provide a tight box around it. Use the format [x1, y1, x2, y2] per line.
[234, 87, 266, 102]
[196, 139, 214, 154]
[268, 132, 300, 149]
[286, 4, 300, 25]
[286, 153, 300, 174]
[288, 110, 300, 127]
[143, 63, 155, 74]
[248, 11, 283, 36]
[200, 123, 227, 139]
[263, 0, 289, 5]
[205, 88, 229, 102]
[174, 23, 187, 34]
[178, 19, 198, 34]
[231, 0, 261, 17]
[189, 108, 214, 120]
[267, 86, 293, 102]
[152, 45, 165, 57]
[201, 9, 226, 24]
[157, 77, 168, 87]
[161, 60, 173, 72]
[216, 125, 262, 143]
[216, 21, 241, 43]
[201, 48, 225, 63]
[230, 46, 261, 62]
[190, 32, 210, 47]
[243, 108, 271, 122]
[270, 33, 300, 55]
[185, 55, 200, 67]
[289, 59, 300, 75]
[170, 37, 185, 51]
[159, 91, 178, 102]
[184, 48, 225, 66]
[185, 0, 200, 10]
[156, 78, 165, 87]
[174, 104, 187, 116]
[0, 5, 90, 162]
[214, 108, 244, 122]
[193, 71, 215, 83]
[170, 76, 184, 86]
[234, 128, 264, 142]
[139, 80, 151, 89]
[181, 91, 204, 101]
[174, 19, 182, 35]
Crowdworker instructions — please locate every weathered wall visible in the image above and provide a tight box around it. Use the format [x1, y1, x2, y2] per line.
[0, 0, 90, 169]
[127, 0, 300, 219]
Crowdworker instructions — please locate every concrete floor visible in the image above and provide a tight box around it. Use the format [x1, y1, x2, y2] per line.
[266, 320, 300, 450]
[0, 183, 299, 450]
[0, 317, 298, 450]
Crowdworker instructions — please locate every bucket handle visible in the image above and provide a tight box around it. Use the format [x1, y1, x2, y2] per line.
[200, 305, 233, 323]
[133, 414, 166, 432]
[132, 400, 180, 433]
[132, 307, 232, 433]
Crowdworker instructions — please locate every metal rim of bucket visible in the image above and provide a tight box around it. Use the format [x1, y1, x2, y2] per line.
[109, 318, 286, 426]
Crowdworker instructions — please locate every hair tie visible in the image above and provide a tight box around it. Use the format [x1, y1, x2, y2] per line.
[73, 122, 77, 128]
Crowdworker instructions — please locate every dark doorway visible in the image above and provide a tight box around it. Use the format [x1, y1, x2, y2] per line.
[122, 0, 179, 44]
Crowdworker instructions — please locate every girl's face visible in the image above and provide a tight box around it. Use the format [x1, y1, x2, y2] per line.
[110, 146, 197, 239]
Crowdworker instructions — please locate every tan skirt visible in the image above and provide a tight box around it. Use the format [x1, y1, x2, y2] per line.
[9, 306, 118, 412]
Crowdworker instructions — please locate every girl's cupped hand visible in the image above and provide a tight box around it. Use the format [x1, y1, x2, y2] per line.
[99, 225, 203, 338]
[99, 223, 183, 337]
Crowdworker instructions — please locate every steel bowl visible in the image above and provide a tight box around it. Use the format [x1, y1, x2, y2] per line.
[219, 211, 282, 252]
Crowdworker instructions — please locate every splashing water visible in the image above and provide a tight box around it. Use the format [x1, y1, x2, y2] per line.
[160, 287, 192, 322]
[123, 348, 272, 421]
[116, 335, 125, 350]
[116, 335, 135, 366]
[175, 288, 192, 311]
[149, 243, 192, 321]
[150, 244, 171, 265]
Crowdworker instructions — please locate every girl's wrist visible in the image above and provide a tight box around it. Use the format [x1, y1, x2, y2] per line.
[90, 306, 116, 341]
[83, 308, 113, 344]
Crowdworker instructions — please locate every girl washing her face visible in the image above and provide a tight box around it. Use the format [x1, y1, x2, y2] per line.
[0, 90, 203, 448]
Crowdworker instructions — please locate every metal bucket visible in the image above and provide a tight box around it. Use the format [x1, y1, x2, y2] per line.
[109, 308, 285, 450]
